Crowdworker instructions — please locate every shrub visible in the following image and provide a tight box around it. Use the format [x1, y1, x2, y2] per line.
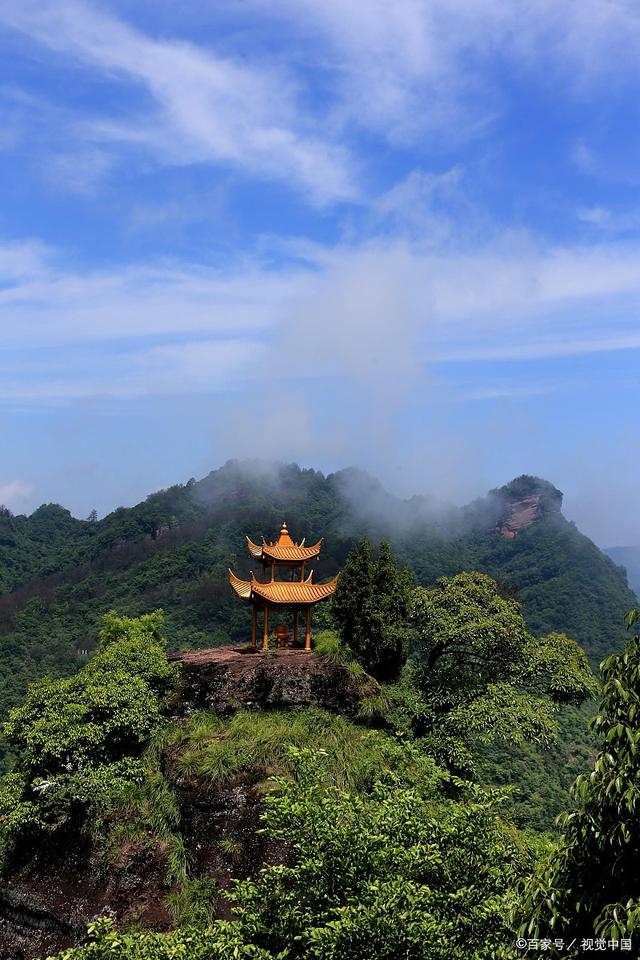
[0, 611, 176, 865]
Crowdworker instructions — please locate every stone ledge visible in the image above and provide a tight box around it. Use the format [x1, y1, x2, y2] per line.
[169, 646, 379, 718]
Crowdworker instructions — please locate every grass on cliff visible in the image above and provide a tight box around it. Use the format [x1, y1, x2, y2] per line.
[171, 708, 414, 792]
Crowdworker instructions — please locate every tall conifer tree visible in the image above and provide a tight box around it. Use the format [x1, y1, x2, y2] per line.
[332, 538, 412, 678]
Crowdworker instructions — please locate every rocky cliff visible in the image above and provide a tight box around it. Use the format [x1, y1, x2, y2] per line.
[497, 493, 547, 538]
[493, 476, 563, 538]
[170, 646, 379, 718]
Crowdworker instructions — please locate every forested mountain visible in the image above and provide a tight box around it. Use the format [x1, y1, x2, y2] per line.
[0, 465, 638, 956]
[0, 460, 636, 736]
[605, 544, 640, 596]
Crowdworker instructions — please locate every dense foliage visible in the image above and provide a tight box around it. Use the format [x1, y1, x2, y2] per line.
[462, 514, 638, 666]
[0, 611, 176, 866]
[52, 918, 271, 960]
[229, 748, 538, 960]
[0, 464, 636, 960]
[518, 610, 640, 952]
[51, 746, 540, 960]
[381, 573, 598, 774]
[0, 566, 630, 957]
[0, 600, 557, 957]
[0, 462, 634, 749]
[474, 703, 598, 832]
[332, 538, 413, 678]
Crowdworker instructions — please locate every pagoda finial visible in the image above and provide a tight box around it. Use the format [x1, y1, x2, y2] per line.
[276, 521, 294, 547]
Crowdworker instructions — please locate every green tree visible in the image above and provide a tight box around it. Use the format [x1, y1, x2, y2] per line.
[60, 745, 538, 960]
[518, 610, 640, 952]
[229, 746, 536, 960]
[332, 538, 413, 679]
[50, 916, 270, 960]
[0, 610, 176, 866]
[406, 572, 597, 762]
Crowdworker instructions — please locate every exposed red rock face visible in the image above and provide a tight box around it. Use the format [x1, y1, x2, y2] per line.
[169, 646, 379, 718]
[498, 494, 545, 538]
[0, 836, 171, 959]
[490, 476, 563, 539]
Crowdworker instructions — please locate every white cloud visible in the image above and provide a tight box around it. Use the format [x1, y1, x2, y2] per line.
[0, 239, 54, 280]
[438, 333, 640, 363]
[374, 166, 470, 244]
[577, 206, 640, 235]
[571, 141, 603, 178]
[45, 149, 115, 194]
[0, 0, 356, 203]
[3, 0, 639, 201]
[2, 233, 640, 402]
[0, 339, 265, 400]
[0, 243, 305, 345]
[455, 383, 556, 401]
[131, 338, 267, 395]
[2, 0, 639, 204]
[0, 480, 34, 510]
[245, 0, 640, 142]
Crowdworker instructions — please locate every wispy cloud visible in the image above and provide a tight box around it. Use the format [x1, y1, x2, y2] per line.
[248, 0, 640, 141]
[0, 239, 54, 280]
[373, 166, 474, 245]
[0, 242, 302, 345]
[577, 206, 640, 235]
[0, 0, 356, 203]
[0, 339, 265, 400]
[3, 0, 640, 205]
[2, 233, 640, 401]
[44, 148, 115, 194]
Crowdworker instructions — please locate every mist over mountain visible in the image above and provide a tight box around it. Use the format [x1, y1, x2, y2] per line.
[0, 459, 636, 745]
[605, 545, 640, 598]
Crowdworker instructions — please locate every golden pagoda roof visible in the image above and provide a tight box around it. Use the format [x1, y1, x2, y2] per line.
[246, 522, 322, 562]
[228, 568, 339, 605]
[228, 569, 252, 599]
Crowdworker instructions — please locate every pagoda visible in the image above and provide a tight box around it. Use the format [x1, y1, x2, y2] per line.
[228, 522, 339, 651]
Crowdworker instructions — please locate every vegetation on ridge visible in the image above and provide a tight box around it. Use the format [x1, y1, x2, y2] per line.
[0, 463, 638, 956]
[332, 538, 414, 679]
[0, 461, 635, 759]
[171, 708, 414, 794]
[0, 590, 635, 958]
[606, 545, 640, 597]
[0, 611, 176, 869]
[518, 609, 640, 946]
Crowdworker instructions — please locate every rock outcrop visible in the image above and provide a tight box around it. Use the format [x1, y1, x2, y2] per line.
[169, 646, 379, 718]
[0, 837, 171, 958]
[493, 476, 563, 539]
[497, 494, 546, 538]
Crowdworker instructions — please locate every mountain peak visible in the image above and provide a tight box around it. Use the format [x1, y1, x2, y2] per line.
[491, 475, 563, 538]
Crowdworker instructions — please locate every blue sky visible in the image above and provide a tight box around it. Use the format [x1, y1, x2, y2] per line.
[1, 0, 639, 546]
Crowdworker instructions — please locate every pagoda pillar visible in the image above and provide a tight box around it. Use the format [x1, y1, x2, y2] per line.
[293, 610, 299, 646]
[251, 605, 257, 648]
[305, 607, 311, 651]
[263, 605, 270, 651]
